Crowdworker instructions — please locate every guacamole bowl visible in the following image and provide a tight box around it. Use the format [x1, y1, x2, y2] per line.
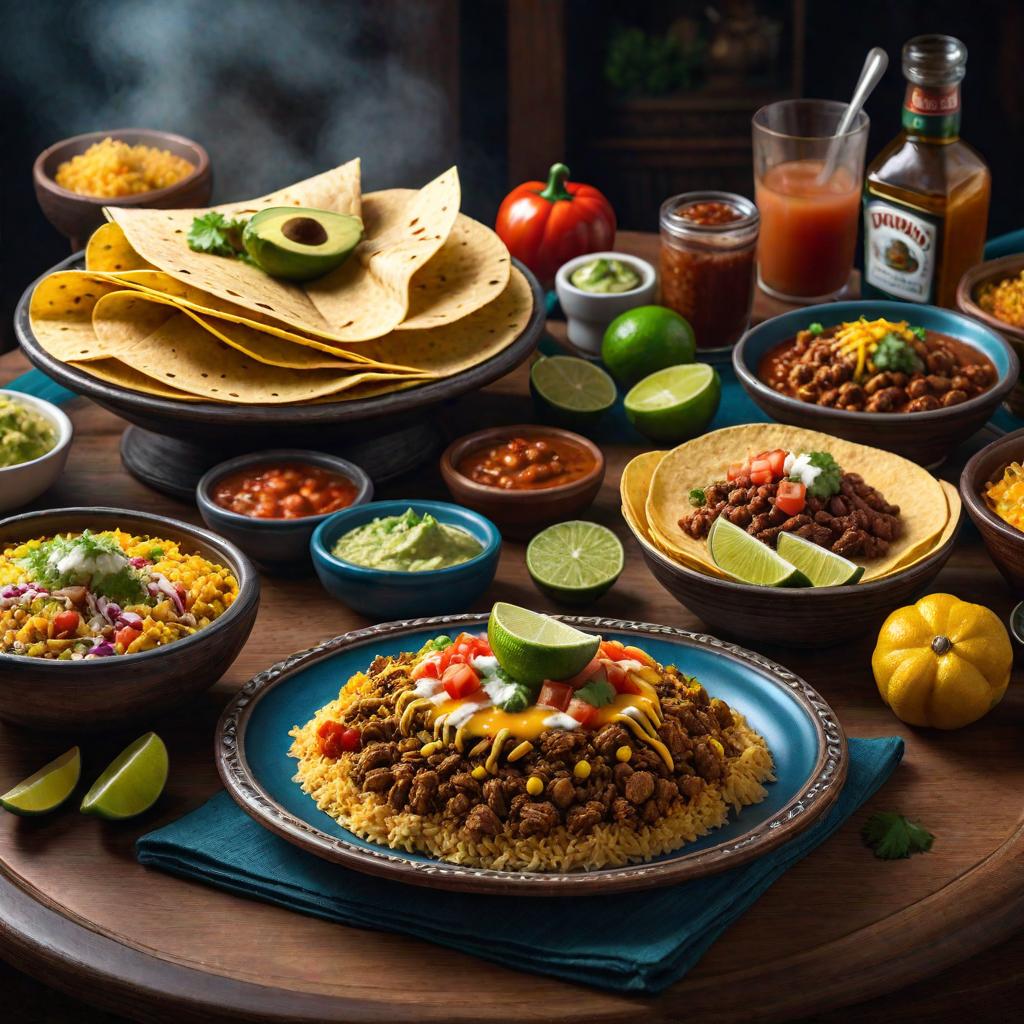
[0, 390, 73, 514]
[310, 500, 501, 619]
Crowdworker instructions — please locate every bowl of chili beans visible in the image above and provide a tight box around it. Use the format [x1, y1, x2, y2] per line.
[440, 425, 605, 539]
[196, 450, 373, 575]
[733, 300, 1018, 466]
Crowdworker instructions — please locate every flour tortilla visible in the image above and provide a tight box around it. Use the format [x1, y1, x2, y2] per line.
[106, 164, 460, 343]
[646, 424, 949, 582]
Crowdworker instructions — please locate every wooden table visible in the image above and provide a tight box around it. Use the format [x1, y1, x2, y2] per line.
[2, 237, 1024, 1022]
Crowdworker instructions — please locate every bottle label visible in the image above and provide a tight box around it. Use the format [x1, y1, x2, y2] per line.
[902, 84, 960, 137]
[863, 198, 940, 303]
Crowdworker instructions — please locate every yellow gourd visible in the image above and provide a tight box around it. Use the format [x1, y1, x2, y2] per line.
[872, 593, 1012, 729]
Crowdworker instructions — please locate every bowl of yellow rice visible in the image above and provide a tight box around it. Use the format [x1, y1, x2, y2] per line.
[0, 506, 258, 731]
[33, 129, 211, 247]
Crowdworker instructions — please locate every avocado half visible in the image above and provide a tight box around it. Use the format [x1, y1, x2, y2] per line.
[242, 207, 363, 281]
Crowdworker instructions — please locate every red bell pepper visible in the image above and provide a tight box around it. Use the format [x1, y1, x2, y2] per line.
[495, 163, 616, 286]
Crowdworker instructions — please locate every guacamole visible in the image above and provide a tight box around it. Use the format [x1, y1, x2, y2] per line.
[570, 257, 641, 294]
[333, 509, 483, 572]
[0, 397, 56, 468]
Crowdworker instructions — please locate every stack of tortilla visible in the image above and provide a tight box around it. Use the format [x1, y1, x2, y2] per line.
[620, 424, 961, 584]
[28, 159, 532, 404]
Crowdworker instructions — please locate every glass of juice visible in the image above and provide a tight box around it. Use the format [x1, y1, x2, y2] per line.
[752, 99, 869, 303]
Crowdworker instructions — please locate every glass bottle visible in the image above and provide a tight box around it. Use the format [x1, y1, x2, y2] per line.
[862, 34, 990, 308]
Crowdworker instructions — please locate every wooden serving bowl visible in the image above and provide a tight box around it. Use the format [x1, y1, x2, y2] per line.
[0, 507, 259, 731]
[625, 516, 961, 649]
[956, 254, 1024, 417]
[734, 299, 1018, 466]
[33, 128, 212, 249]
[960, 427, 1024, 593]
[440, 425, 605, 539]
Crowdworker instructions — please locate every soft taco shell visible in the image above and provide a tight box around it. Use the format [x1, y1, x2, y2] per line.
[646, 424, 948, 582]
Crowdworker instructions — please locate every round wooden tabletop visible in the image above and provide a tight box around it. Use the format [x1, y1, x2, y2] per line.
[1, 233, 1023, 1023]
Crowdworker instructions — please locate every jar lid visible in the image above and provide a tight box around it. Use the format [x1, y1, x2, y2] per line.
[660, 191, 759, 240]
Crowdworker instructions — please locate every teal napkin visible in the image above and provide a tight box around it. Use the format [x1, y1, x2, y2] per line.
[137, 736, 902, 993]
[2, 368, 77, 406]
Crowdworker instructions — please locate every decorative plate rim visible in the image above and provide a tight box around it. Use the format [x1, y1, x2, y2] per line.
[216, 614, 848, 895]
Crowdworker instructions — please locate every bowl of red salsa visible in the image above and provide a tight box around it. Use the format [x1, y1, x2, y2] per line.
[196, 450, 373, 575]
[440, 425, 605, 538]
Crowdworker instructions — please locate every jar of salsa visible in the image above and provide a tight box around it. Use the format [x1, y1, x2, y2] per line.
[659, 191, 759, 351]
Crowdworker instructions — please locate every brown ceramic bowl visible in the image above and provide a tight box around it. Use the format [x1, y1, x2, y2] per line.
[33, 128, 212, 248]
[0, 507, 259, 731]
[957, 254, 1024, 416]
[960, 427, 1024, 593]
[440, 425, 605, 539]
[624, 512, 961, 649]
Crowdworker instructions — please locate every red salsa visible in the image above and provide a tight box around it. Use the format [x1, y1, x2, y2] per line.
[213, 462, 358, 519]
[676, 201, 743, 226]
[458, 436, 596, 490]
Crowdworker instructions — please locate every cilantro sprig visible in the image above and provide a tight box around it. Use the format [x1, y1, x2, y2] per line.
[872, 332, 924, 375]
[861, 811, 934, 860]
[574, 677, 616, 707]
[187, 212, 253, 262]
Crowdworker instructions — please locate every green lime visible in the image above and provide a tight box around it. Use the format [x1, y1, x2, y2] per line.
[530, 356, 617, 427]
[776, 532, 865, 587]
[0, 746, 81, 816]
[601, 305, 696, 386]
[526, 521, 624, 605]
[624, 363, 721, 442]
[488, 602, 600, 684]
[80, 733, 168, 820]
[708, 517, 810, 588]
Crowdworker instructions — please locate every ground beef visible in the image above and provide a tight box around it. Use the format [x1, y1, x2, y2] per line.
[518, 800, 560, 838]
[624, 770, 656, 805]
[465, 804, 501, 839]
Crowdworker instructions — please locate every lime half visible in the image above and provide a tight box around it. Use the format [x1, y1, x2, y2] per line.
[488, 602, 600, 684]
[624, 364, 721, 442]
[0, 746, 81, 816]
[527, 520, 624, 605]
[708, 517, 810, 588]
[530, 356, 617, 426]
[776, 531, 865, 587]
[80, 733, 168, 820]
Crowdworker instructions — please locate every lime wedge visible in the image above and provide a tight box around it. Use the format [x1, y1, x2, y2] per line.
[624, 364, 721, 442]
[776, 531, 865, 587]
[526, 520, 624, 605]
[488, 602, 600, 684]
[708, 517, 810, 588]
[0, 747, 81, 816]
[80, 733, 168, 820]
[530, 356, 617, 426]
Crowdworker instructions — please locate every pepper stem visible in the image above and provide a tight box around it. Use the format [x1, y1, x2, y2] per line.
[931, 635, 952, 655]
[539, 162, 572, 203]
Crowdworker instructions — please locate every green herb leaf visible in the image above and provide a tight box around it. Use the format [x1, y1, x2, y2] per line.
[910, 325, 927, 340]
[688, 488, 706, 507]
[498, 679, 535, 713]
[808, 322, 824, 336]
[187, 212, 248, 259]
[862, 811, 934, 860]
[427, 635, 453, 652]
[872, 332, 924, 375]
[148, 546, 164, 561]
[574, 677, 616, 707]
[799, 452, 843, 500]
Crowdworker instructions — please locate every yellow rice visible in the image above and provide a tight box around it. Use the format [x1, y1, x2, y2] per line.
[55, 137, 194, 198]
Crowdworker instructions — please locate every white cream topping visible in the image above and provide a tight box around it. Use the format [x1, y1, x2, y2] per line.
[413, 676, 444, 699]
[447, 700, 490, 728]
[542, 712, 580, 730]
[483, 677, 519, 706]
[783, 451, 822, 490]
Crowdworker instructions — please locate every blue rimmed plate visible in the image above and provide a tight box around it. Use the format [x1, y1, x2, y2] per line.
[216, 615, 847, 895]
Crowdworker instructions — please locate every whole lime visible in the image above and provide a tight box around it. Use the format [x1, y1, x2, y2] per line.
[601, 306, 696, 386]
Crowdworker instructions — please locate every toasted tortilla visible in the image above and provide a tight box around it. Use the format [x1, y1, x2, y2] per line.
[645, 424, 949, 582]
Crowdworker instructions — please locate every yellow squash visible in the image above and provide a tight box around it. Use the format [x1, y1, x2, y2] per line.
[872, 593, 1013, 729]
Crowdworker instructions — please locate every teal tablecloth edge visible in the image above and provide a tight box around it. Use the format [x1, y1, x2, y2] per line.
[136, 735, 902, 994]
[3, 368, 78, 407]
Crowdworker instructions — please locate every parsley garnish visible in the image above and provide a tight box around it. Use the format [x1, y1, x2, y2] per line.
[861, 811, 934, 860]
[18, 531, 148, 604]
[909, 325, 927, 341]
[872, 332, 924, 375]
[187, 212, 250, 261]
[799, 451, 843, 500]
[688, 488, 706, 507]
[574, 677, 616, 707]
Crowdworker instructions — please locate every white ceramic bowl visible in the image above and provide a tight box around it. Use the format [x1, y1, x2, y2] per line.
[0, 389, 73, 513]
[554, 251, 657, 355]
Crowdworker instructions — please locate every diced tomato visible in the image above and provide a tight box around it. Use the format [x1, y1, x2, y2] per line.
[443, 651, 466, 667]
[563, 656, 602, 689]
[115, 625, 142, 650]
[412, 658, 440, 680]
[605, 662, 643, 694]
[52, 610, 80, 637]
[775, 479, 807, 516]
[756, 449, 788, 479]
[316, 721, 361, 758]
[726, 462, 748, 482]
[749, 458, 773, 486]
[442, 663, 481, 699]
[567, 698, 598, 726]
[537, 680, 573, 713]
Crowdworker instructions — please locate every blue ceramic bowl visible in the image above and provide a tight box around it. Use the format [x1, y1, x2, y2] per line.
[733, 299, 1019, 465]
[196, 450, 373, 576]
[310, 500, 501, 619]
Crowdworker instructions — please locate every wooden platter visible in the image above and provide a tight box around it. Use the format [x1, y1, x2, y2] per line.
[1, 238, 1023, 1021]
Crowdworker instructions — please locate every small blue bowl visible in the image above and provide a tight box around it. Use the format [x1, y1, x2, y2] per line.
[733, 299, 1018, 465]
[310, 500, 501, 620]
[196, 450, 374, 576]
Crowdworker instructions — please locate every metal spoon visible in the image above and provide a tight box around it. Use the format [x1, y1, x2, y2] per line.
[816, 47, 889, 185]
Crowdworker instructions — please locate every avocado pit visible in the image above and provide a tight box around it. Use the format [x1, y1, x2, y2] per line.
[282, 216, 329, 247]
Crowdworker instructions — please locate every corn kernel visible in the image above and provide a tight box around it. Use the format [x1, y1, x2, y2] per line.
[526, 775, 544, 796]
[615, 745, 632, 762]
[507, 740, 533, 762]
[709, 737, 724, 757]
[573, 760, 591, 780]
[420, 741, 440, 757]
[471, 765, 488, 780]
